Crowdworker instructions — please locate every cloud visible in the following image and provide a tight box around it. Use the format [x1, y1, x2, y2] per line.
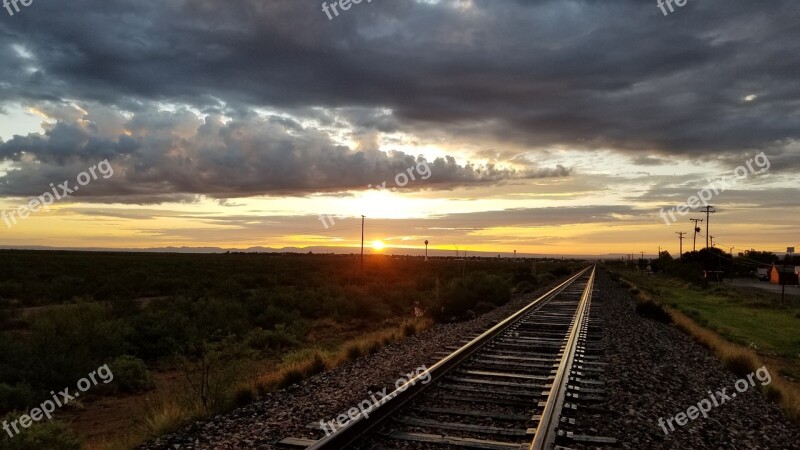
[0, 106, 570, 200]
[0, 0, 797, 161]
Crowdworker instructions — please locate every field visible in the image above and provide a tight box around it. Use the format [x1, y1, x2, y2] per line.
[611, 267, 800, 420]
[617, 270, 800, 358]
[0, 250, 578, 449]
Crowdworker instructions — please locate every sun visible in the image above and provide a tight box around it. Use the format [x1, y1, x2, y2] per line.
[372, 240, 385, 251]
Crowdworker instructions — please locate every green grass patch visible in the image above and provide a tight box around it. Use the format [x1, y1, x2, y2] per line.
[621, 272, 800, 358]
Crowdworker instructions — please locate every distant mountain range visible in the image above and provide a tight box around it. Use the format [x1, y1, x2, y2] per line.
[0, 244, 633, 259]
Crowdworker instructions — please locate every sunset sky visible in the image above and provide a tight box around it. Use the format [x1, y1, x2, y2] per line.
[0, 0, 797, 256]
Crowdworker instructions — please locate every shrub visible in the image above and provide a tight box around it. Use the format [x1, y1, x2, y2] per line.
[0, 412, 81, 450]
[108, 355, 153, 393]
[24, 304, 131, 388]
[401, 322, 417, 337]
[276, 353, 326, 389]
[722, 352, 758, 378]
[635, 300, 672, 324]
[141, 397, 194, 439]
[548, 265, 572, 278]
[244, 326, 301, 352]
[0, 383, 37, 414]
[474, 301, 495, 315]
[231, 385, 257, 408]
[344, 343, 364, 360]
[431, 272, 511, 321]
[513, 281, 535, 295]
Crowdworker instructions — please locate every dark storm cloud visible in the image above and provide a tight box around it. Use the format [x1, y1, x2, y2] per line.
[0, 0, 798, 197]
[0, 109, 568, 199]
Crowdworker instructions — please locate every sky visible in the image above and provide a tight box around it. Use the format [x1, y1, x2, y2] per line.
[0, 0, 798, 256]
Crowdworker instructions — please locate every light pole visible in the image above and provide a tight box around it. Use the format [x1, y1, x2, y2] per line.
[360, 215, 365, 274]
[424, 240, 429, 261]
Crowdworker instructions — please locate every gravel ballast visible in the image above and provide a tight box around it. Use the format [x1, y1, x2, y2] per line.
[579, 269, 800, 450]
[138, 279, 569, 450]
[138, 269, 800, 449]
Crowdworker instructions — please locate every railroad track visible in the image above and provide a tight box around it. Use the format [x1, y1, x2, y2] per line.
[280, 265, 616, 450]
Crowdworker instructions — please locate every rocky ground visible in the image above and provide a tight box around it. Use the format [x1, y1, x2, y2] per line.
[577, 269, 800, 450]
[138, 268, 800, 449]
[137, 278, 567, 450]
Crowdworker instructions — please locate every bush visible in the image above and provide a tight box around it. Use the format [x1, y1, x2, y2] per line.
[0, 383, 37, 414]
[514, 281, 536, 295]
[244, 326, 301, 352]
[548, 265, 572, 278]
[23, 304, 132, 388]
[474, 301, 496, 315]
[431, 272, 511, 321]
[277, 353, 326, 388]
[722, 352, 758, 378]
[635, 300, 672, 324]
[108, 355, 153, 393]
[0, 412, 81, 450]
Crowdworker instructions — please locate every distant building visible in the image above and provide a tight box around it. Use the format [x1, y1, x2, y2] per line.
[768, 264, 799, 285]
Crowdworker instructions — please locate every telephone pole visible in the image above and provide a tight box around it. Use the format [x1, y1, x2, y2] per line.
[676, 232, 686, 259]
[360, 215, 365, 273]
[701, 206, 715, 248]
[690, 218, 703, 252]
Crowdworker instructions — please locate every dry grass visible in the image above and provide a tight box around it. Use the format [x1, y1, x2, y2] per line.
[622, 276, 800, 422]
[668, 308, 800, 420]
[84, 434, 145, 450]
[85, 317, 434, 449]
[243, 318, 433, 401]
[140, 396, 201, 439]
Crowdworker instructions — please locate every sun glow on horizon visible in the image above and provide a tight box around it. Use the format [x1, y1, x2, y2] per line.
[372, 240, 385, 251]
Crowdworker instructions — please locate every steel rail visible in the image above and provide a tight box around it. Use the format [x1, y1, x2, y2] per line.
[306, 265, 594, 450]
[529, 265, 596, 450]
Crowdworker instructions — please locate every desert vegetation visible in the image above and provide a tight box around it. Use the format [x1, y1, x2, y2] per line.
[0, 250, 578, 448]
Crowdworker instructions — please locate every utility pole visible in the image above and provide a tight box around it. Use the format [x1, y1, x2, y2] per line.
[360, 215, 365, 274]
[690, 218, 703, 252]
[640, 251, 645, 273]
[783, 247, 794, 305]
[676, 232, 686, 259]
[701, 206, 716, 248]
